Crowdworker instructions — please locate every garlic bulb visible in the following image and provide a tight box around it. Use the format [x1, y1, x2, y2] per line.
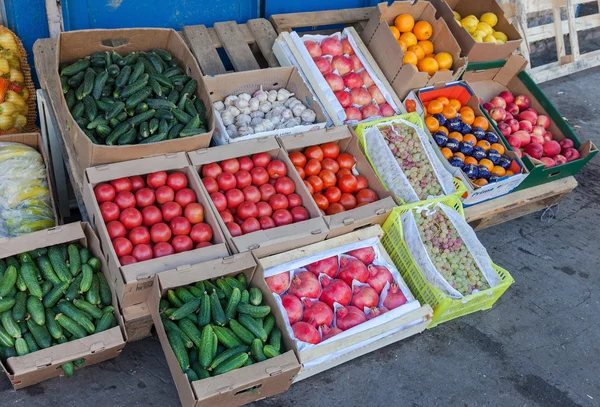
[226, 124, 238, 138]
[287, 99, 303, 109]
[236, 114, 252, 126]
[271, 106, 285, 117]
[277, 88, 295, 102]
[262, 119, 275, 131]
[281, 108, 293, 121]
[269, 115, 282, 126]
[254, 122, 267, 133]
[250, 111, 264, 119]
[239, 106, 251, 115]
[226, 105, 240, 117]
[284, 117, 302, 128]
[292, 104, 307, 117]
[234, 98, 248, 109]
[221, 111, 233, 126]
[267, 90, 278, 103]
[271, 101, 283, 109]
[224, 95, 239, 106]
[275, 123, 285, 130]
[250, 117, 263, 126]
[301, 109, 316, 123]
[213, 101, 225, 112]
[253, 86, 268, 102]
[238, 93, 251, 101]
[238, 126, 254, 136]
[284, 97, 299, 108]
[248, 97, 260, 111]
[259, 101, 272, 113]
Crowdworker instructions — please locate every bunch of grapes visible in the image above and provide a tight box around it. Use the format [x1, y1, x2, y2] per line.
[380, 123, 444, 200]
[413, 210, 489, 295]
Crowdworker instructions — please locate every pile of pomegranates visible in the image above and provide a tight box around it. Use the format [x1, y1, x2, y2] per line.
[266, 246, 409, 345]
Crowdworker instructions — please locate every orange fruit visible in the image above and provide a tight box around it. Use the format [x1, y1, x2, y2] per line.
[490, 143, 505, 154]
[453, 152, 465, 161]
[418, 40, 434, 55]
[506, 170, 514, 176]
[442, 105, 457, 119]
[395, 14, 415, 33]
[408, 45, 425, 60]
[427, 100, 444, 115]
[479, 158, 493, 171]
[448, 99, 462, 112]
[439, 68, 450, 71]
[459, 106, 474, 115]
[464, 156, 478, 166]
[441, 147, 453, 160]
[403, 51, 418, 66]
[435, 52, 453, 70]
[460, 110, 475, 125]
[437, 97, 449, 106]
[477, 140, 491, 151]
[413, 21, 433, 40]
[474, 178, 488, 186]
[425, 116, 439, 132]
[449, 132, 463, 142]
[463, 134, 477, 145]
[397, 39, 407, 52]
[390, 26, 401, 40]
[425, 53, 436, 58]
[437, 126, 449, 135]
[400, 32, 418, 47]
[491, 166, 506, 177]
[473, 116, 489, 131]
[417, 57, 439, 75]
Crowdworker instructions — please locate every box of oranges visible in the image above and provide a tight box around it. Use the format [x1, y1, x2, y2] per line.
[361, 1, 467, 100]
[428, 0, 522, 63]
[404, 82, 529, 206]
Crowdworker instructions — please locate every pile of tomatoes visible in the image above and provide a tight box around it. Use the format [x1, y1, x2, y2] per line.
[289, 142, 379, 214]
[201, 152, 311, 237]
[93, 171, 213, 265]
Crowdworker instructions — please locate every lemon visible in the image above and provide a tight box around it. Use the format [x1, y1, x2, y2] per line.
[476, 22, 493, 36]
[480, 12, 498, 28]
[496, 39, 506, 45]
[483, 35, 497, 43]
[472, 30, 488, 39]
[472, 34, 484, 43]
[460, 17, 478, 34]
[453, 11, 461, 21]
[493, 31, 508, 42]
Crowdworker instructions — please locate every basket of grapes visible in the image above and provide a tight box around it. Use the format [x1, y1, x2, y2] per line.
[380, 194, 513, 328]
[354, 113, 464, 204]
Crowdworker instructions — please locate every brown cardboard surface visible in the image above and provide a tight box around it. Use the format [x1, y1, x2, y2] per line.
[148, 253, 300, 407]
[0, 222, 126, 389]
[278, 126, 396, 238]
[428, 0, 522, 62]
[187, 137, 329, 258]
[361, 1, 466, 99]
[82, 152, 229, 308]
[55, 28, 214, 173]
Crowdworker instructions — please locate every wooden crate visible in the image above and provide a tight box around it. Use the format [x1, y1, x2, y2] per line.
[122, 302, 153, 342]
[270, 7, 375, 35]
[181, 19, 280, 75]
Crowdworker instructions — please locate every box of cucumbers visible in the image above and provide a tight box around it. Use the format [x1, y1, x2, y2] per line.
[0, 222, 126, 389]
[149, 253, 300, 406]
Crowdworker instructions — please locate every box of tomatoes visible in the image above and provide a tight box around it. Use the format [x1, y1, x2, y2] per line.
[278, 126, 396, 238]
[188, 137, 329, 259]
[404, 81, 529, 206]
[82, 152, 229, 308]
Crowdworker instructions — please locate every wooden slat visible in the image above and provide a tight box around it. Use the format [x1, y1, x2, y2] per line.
[567, 0, 581, 59]
[213, 21, 260, 72]
[515, 0, 532, 69]
[528, 13, 600, 43]
[205, 24, 256, 48]
[270, 7, 374, 33]
[246, 19, 280, 68]
[182, 25, 226, 76]
[526, 0, 593, 13]
[552, 2, 567, 58]
[530, 48, 600, 81]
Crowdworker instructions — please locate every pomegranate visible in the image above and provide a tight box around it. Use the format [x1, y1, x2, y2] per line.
[292, 321, 320, 344]
[338, 257, 369, 285]
[302, 299, 333, 327]
[265, 272, 290, 294]
[319, 276, 352, 307]
[383, 283, 407, 309]
[366, 306, 387, 320]
[321, 324, 342, 341]
[336, 306, 366, 331]
[287, 271, 321, 299]
[366, 265, 394, 294]
[351, 285, 379, 309]
[346, 247, 375, 265]
[305, 256, 339, 278]
[281, 295, 303, 325]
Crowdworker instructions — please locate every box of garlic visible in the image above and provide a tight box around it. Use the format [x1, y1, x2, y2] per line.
[203, 66, 330, 145]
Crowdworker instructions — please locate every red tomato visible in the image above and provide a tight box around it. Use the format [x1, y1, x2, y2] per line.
[319, 170, 337, 189]
[155, 185, 175, 205]
[119, 208, 143, 229]
[142, 206, 162, 227]
[274, 177, 295, 195]
[106, 221, 127, 240]
[258, 216, 276, 230]
[235, 170, 252, 189]
[355, 175, 368, 191]
[242, 185, 261, 203]
[132, 244, 153, 262]
[170, 216, 191, 236]
[256, 201, 273, 217]
[94, 183, 116, 203]
[291, 206, 310, 222]
[114, 191, 136, 210]
[236, 201, 259, 220]
[210, 192, 227, 212]
[337, 174, 357, 193]
[129, 226, 151, 245]
[175, 188, 196, 209]
[241, 218, 261, 234]
[321, 158, 340, 174]
[304, 159, 322, 176]
[225, 188, 245, 209]
[259, 184, 276, 202]
[119, 255, 137, 265]
[221, 158, 240, 174]
[172, 235, 194, 253]
[162, 201, 183, 222]
[337, 168, 352, 177]
[304, 180, 314, 195]
[287, 193, 302, 208]
[226, 222, 242, 237]
[202, 163, 222, 179]
[190, 223, 213, 243]
[296, 166, 306, 180]
[217, 172, 236, 191]
[100, 201, 120, 223]
[305, 146, 324, 162]
[250, 167, 269, 186]
[336, 153, 355, 169]
[147, 171, 168, 188]
[202, 177, 219, 194]
[313, 193, 329, 210]
[150, 223, 172, 243]
[130, 176, 145, 192]
[220, 210, 234, 223]
[113, 237, 133, 257]
[110, 177, 133, 193]
[196, 242, 213, 249]
[267, 160, 287, 179]
[321, 142, 340, 159]
[273, 209, 293, 226]
[356, 188, 378, 204]
[307, 176, 324, 193]
[326, 203, 345, 215]
[135, 188, 156, 208]
[289, 152, 307, 168]
[167, 172, 188, 191]
[153, 242, 174, 258]
[324, 186, 342, 203]
[238, 156, 254, 172]
[269, 194, 289, 211]
[252, 152, 271, 168]
[184, 203, 204, 224]
[339, 193, 357, 210]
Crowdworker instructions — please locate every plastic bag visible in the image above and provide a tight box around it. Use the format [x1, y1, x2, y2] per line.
[401, 202, 500, 298]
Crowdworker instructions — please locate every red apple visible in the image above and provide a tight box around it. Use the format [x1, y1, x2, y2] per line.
[324, 73, 344, 91]
[507, 119, 519, 133]
[514, 148, 523, 158]
[519, 120, 533, 133]
[531, 125, 545, 137]
[351, 87, 372, 106]
[518, 110, 537, 125]
[345, 107, 362, 121]
[379, 103, 395, 117]
[540, 157, 555, 167]
[554, 154, 568, 165]
[482, 102, 494, 112]
[543, 140, 561, 157]
[343, 72, 363, 89]
[490, 96, 507, 109]
[507, 134, 521, 149]
[505, 102, 519, 116]
[530, 132, 544, 145]
[489, 107, 506, 122]
[361, 105, 381, 120]
[314, 57, 332, 75]
[504, 112, 514, 121]
[563, 147, 580, 162]
[559, 138, 574, 151]
[514, 94, 530, 111]
[514, 130, 530, 146]
[498, 122, 512, 137]
[331, 55, 353, 75]
[334, 90, 352, 108]
[350, 55, 363, 71]
[368, 85, 385, 104]
[524, 143, 543, 159]
[359, 70, 374, 87]
[305, 41, 322, 58]
[543, 131, 553, 142]
[321, 37, 343, 56]
[499, 90, 514, 104]
[536, 115, 551, 129]
[341, 38, 354, 55]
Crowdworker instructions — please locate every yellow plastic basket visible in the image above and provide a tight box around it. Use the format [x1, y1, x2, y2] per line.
[354, 113, 466, 204]
[381, 194, 514, 328]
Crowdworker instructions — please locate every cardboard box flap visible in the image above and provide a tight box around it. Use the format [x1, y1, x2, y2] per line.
[189, 137, 280, 165]
[233, 218, 327, 252]
[0, 223, 85, 259]
[463, 54, 528, 85]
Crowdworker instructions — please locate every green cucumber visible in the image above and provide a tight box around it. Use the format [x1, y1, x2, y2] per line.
[224, 288, 241, 320]
[167, 123, 184, 140]
[139, 121, 149, 138]
[64, 274, 82, 301]
[225, 276, 245, 292]
[236, 273, 247, 288]
[94, 312, 115, 333]
[36, 255, 61, 285]
[27, 318, 51, 348]
[236, 303, 271, 319]
[175, 287, 195, 303]
[11, 293, 26, 320]
[2, 310, 20, 338]
[172, 108, 192, 124]
[263, 314, 275, 337]
[152, 49, 172, 61]
[168, 330, 190, 371]
[149, 77, 162, 96]
[15, 337, 29, 356]
[238, 314, 267, 342]
[20, 262, 43, 298]
[185, 368, 198, 382]
[120, 76, 149, 98]
[210, 290, 227, 326]
[251, 338, 267, 362]
[263, 344, 280, 359]
[73, 358, 86, 368]
[156, 110, 174, 122]
[146, 53, 164, 73]
[125, 86, 153, 108]
[118, 127, 136, 145]
[61, 59, 90, 76]
[118, 52, 138, 67]
[79, 248, 90, 264]
[27, 296, 45, 325]
[167, 88, 179, 104]
[45, 308, 63, 339]
[91, 71, 108, 100]
[72, 102, 84, 118]
[87, 116, 108, 130]
[0, 297, 15, 314]
[212, 326, 242, 349]
[169, 297, 201, 320]
[159, 299, 170, 312]
[148, 118, 159, 134]
[212, 353, 248, 376]
[24, 332, 40, 352]
[73, 299, 103, 319]
[269, 328, 281, 352]
[138, 132, 166, 144]
[48, 246, 71, 282]
[209, 345, 248, 370]
[177, 318, 202, 348]
[104, 101, 125, 121]
[240, 290, 249, 304]
[58, 301, 95, 334]
[180, 128, 206, 138]
[60, 75, 70, 93]
[184, 98, 198, 117]
[61, 362, 75, 377]
[0, 325, 14, 347]
[128, 109, 156, 126]
[43, 280, 71, 308]
[229, 319, 255, 345]
[168, 290, 183, 307]
[147, 98, 176, 110]
[115, 65, 132, 88]
[42, 280, 53, 296]
[181, 78, 197, 98]
[188, 286, 203, 298]
[68, 71, 85, 87]
[87, 258, 101, 272]
[56, 314, 87, 339]
[198, 324, 214, 368]
[197, 293, 211, 327]
[15, 271, 27, 292]
[105, 121, 132, 145]
[86, 274, 100, 305]
[68, 244, 82, 276]
[249, 288, 262, 306]
[128, 60, 145, 84]
[80, 264, 93, 292]
[97, 272, 112, 306]
[102, 305, 115, 314]
[216, 279, 233, 299]
[82, 68, 96, 98]
[161, 316, 194, 349]
[135, 102, 149, 114]
[0, 265, 17, 297]
[66, 89, 76, 109]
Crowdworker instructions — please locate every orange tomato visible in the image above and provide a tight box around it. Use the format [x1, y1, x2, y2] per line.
[448, 132, 463, 142]
[453, 152, 465, 161]
[403, 51, 418, 66]
[463, 134, 477, 145]
[473, 116, 489, 131]
[394, 14, 415, 33]
[442, 105, 457, 119]
[400, 32, 418, 47]
[441, 147, 453, 160]
[490, 143, 505, 154]
[479, 158, 493, 171]
[448, 99, 462, 112]
[413, 21, 433, 40]
[491, 166, 506, 177]
[418, 40, 434, 55]
[460, 110, 475, 125]
[464, 156, 478, 166]
[390, 26, 401, 40]
[417, 57, 439, 75]
[425, 116, 439, 132]
[405, 99, 417, 113]
[506, 170, 514, 176]
[477, 140, 491, 151]
[437, 126, 449, 135]
[427, 100, 444, 115]
[474, 178, 488, 186]
[408, 45, 425, 60]
[437, 96, 449, 106]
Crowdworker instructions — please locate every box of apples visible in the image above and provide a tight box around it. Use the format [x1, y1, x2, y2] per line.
[83, 152, 229, 307]
[466, 55, 598, 190]
[188, 137, 329, 258]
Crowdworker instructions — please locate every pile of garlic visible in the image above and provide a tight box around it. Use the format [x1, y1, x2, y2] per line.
[213, 87, 318, 138]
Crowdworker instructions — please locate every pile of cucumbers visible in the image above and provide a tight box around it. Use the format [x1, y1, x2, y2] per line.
[0, 243, 117, 377]
[161, 273, 283, 381]
[59, 48, 208, 145]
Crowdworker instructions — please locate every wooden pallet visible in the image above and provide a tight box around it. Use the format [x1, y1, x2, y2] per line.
[181, 19, 280, 76]
[270, 7, 375, 35]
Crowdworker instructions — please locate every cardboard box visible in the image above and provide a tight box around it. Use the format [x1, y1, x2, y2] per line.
[82, 152, 229, 307]
[465, 55, 598, 190]
[361, 1, 467, 100]
[188, 137, 329, 258]
[0, 222, 126, 389]
[148, 253, 300, 407]
[254, 225, 432, 381]
[204, 66, 330, 145]
[55, 28, 214, 173]
[428, 0, 522, 63]
[278, 126, 396, 238]
[404, 82, 529, 206]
